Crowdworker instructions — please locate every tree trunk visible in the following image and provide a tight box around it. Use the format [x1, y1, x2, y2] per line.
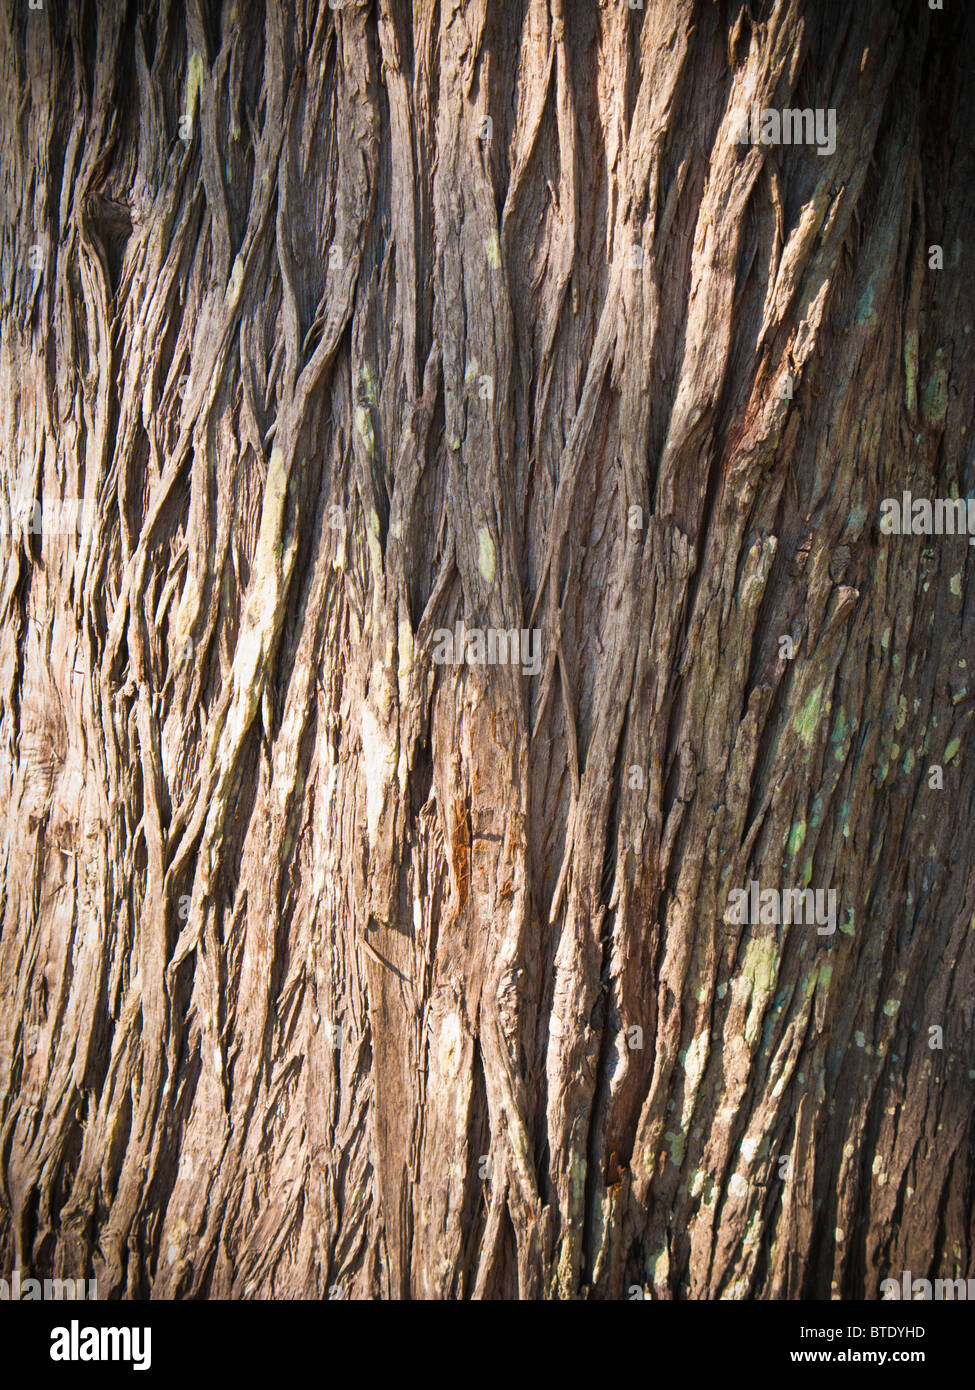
[1, 0, 973, 1301]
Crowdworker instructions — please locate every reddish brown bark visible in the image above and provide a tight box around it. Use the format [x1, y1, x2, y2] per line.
[1, 0, 973, 1299]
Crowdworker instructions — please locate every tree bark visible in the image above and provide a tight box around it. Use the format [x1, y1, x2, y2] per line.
[1, 0, 973, 1300]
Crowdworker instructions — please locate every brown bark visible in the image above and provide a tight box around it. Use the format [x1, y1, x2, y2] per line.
[1, 0, 973, 1299]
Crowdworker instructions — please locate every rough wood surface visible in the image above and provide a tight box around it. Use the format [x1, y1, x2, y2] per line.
[0, 0, 973, 1299]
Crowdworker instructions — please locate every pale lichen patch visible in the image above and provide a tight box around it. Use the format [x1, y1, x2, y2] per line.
[477, 526, 497, 584]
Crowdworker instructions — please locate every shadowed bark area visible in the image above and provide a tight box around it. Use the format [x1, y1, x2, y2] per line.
[1, 0, 973, 1299]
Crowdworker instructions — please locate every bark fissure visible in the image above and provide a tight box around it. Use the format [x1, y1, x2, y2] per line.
[1, 0, 973, 1300]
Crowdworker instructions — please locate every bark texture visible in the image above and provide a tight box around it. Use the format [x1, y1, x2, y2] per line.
[1, 0, 974, 1299]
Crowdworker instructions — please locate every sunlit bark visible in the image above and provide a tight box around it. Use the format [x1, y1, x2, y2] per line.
[1, 0, 973, 1299]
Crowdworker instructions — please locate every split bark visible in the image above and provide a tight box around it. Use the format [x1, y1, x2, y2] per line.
[0, 0, 973, 1299]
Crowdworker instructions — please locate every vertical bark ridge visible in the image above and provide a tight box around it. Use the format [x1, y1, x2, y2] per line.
[1, 0, 972, 1299]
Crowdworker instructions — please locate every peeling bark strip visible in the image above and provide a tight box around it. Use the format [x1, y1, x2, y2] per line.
[0, 0, 973, 1301]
